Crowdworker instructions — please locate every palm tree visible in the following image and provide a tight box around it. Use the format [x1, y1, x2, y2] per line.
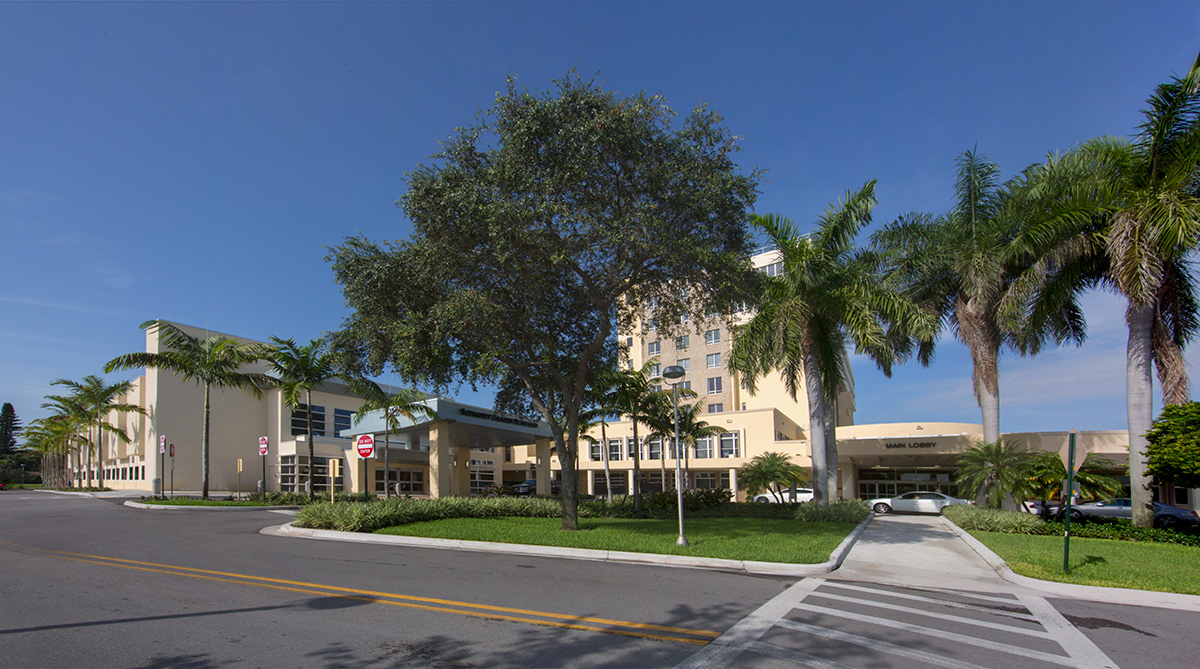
[39, 394, 90, 487]
[738, 452, 807, 499]
[1025, 452, 1123, 518]
[350, 379, 435, 498]
[644, 401, 719, 488]
[643, 385, 699, 490]
[954, 440, 1035, 509]
[1015, 59, 1200, 527]
[269, 336, 338, 499]
[24, 413, 86, 488]
[731, 182, 932, 506]
[105, 320, 274, 499]
[47, 375, 145, 489]
[610, 358, 667, 509]
[872, 152, 1054, 445]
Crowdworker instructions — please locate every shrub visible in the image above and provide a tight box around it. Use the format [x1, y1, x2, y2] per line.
[793, 499, 871, 524]
[943, 505, 1045, 534]
[246, 491, 311, 506]
[295, 495, 566, 532]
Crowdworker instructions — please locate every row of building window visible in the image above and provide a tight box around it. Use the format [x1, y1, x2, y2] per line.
[589, 433, 741, 461]
[646, 329, 722, 352]
[81, 466, 145, 481]
[290, 405, 356, 439]
[589, 471, 732, 494]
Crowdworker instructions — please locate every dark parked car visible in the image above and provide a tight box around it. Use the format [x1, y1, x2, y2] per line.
[509, 479, 538, 495]
[1061, 498, 1200, 529]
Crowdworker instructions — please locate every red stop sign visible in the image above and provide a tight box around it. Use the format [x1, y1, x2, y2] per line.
[258, 436, 269, 456]
[356, 434, 375, 458]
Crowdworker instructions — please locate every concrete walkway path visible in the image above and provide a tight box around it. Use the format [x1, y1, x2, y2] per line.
[830, 513, 1037, 594]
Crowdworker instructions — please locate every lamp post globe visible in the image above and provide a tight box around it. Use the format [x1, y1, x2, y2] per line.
[661, 365, 688, 546]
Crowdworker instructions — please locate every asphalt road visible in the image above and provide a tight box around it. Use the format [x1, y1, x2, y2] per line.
[0, 492, 786, 668]
[2, 492, 1198, 668]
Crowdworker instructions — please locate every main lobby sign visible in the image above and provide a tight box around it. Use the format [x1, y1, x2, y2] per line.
[883, 442, 938, 449]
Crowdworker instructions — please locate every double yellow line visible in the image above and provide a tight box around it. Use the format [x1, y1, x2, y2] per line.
[2, 540, 719, 645]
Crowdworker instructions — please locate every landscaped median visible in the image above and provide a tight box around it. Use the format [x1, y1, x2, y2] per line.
[286, 494, 872, 573]
[943, 505, 1200, 595]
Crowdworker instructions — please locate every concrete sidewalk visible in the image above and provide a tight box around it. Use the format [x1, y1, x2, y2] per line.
[837, 513, 1200, 612]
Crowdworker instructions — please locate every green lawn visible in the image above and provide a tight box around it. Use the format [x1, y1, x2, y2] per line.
[376, 516, 855, 563]
[969, 530, 1200, 595]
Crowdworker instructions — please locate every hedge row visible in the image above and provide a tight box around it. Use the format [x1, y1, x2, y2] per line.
[943, 505, 1200, 547]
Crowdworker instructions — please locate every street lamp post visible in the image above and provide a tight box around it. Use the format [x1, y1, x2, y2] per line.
[662, 365, 688, 547]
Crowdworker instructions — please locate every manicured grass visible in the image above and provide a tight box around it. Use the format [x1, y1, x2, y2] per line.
[969, 530, 1200, 595]
[377, 516, 855, 563]
[139, 497, 276, 507]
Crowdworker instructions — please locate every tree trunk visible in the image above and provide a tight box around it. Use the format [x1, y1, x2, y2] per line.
[306, 389, 315, 500]
[631, 418, 641, 511]
[558, 424, 579, 531]
[202, 383, 211, 499]
[823, 399, 837, 501]
[95, 410, 104, 490]
[1127, 302, 1156, 528]
[601, 421, 612, 503]
[803, 347, 829, 507]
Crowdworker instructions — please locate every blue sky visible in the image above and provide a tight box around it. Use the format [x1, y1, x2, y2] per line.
[2, 1, 1197, 435]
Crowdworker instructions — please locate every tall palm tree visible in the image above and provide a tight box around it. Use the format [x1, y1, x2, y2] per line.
[47, 375, 145, 489]
[105, 320, 274, 499]
[954, 440, 1034, 509]
[1015, 59, 1200, 527]
[871, 153, 1043, 445]
[350, 379, 434, 498]
[269, 336, 339, 499]
[732, 182, 932, 506]
[24, 413, 86, 488]
[610, 357, 667, 509]
[39, 394, 90, 487]
[644, 400, 719, 489]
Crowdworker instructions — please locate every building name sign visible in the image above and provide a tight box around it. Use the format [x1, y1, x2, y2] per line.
[884, 442, 938, 450]
[459, 408, 539, 429]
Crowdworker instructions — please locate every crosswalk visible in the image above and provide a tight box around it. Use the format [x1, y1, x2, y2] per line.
[678, 578, 1117, 668]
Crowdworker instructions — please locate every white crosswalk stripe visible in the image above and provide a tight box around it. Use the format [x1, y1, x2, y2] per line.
[677, 578, 1120, 668]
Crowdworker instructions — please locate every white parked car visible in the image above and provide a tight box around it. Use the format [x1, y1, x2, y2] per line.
[752, 488, 814, 503]
[869, 491, 973, 515]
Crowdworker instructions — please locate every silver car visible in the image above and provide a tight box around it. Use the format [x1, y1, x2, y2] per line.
[1063, 498, 1200, 529]
[869, 491, 973, 515]
[753, 488, 814, 503]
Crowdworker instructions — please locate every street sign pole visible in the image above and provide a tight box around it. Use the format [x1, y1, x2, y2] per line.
[258, 436, 269, 496]
[1063, 430, 1077, 573]
[170, 443, 175, 499]
[159, 435, 166, 499]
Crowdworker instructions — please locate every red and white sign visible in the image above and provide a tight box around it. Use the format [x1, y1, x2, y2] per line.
[355, 434, 376, 458]
[258, 436, 269, 456]
[159, 435, 166, 454]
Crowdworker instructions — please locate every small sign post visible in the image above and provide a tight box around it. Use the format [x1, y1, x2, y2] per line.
[169, 444, 175, 499]
[159, 435, 167, 499]
[237, 458, 243, 501]
[1063, 430, 1077, 573]
[329, 459, 340, 503]
[258, 436, 269, 496]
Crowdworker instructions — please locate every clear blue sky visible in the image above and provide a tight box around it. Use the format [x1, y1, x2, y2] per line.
[2, 1, 1197, 434]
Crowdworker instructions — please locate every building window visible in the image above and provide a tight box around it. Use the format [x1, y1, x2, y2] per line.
[676, 358, 690, 372]
[707, 377, 723, 395]
[470, 467, 495, 495]
[708, 403, 723, 414]
[627, 438, 639, 459]
[651, 384, 663, 393]
[280, 455, 343, 493]
[646, 317, 658, 331]
[694, 472, 730, 489]
[706, 352, 721, 368]
[333, 408, 354, 438]
[377, 468, 425, 495]
[648, 437, 663, 460]
[675, 335, 689, 349]
[680, 380, 691, 391]
[608, 439, 622, 461]
[719, 432, 740, 458]
[648, 341, 661, 356]
[760, 261, 784, 277]
[696, 436, 714, 459]
[291, 404, 326, 437]
[705, 329, 720, 345]
[590, 441, 602, 461]
[649, 363, 661, 377]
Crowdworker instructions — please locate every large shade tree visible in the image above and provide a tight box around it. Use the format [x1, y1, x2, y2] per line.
[105, 321, 274, 499]
[730, 183, 931, 506]
[269, 336, 339, 499]
[327, 73, 759, 530]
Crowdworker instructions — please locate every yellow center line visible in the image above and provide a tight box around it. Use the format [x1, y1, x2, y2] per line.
[2, 540, 717, 644]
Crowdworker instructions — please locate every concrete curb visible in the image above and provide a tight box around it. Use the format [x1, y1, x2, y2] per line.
[941, 515, 1200, 612]
[261, 514, 874, 576]
[124, 500, 301, 511]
